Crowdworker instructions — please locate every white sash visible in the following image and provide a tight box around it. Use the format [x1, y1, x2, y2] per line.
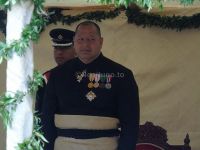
[54, 114, 120, 150]
[54, 136, 119, 150]
[54, 114, 119, 130]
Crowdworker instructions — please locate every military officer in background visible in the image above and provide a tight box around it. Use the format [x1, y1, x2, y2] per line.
[35, 28, 76, 114]
[41, 21, 140, 150]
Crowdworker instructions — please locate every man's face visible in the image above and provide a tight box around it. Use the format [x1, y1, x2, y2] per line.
[73, 24, 103, 64]
[54, 46, 75, 65]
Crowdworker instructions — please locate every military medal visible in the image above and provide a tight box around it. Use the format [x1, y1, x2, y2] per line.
[105, 74, 112, 89]
[86, 91, 96, 101]
[88, 82, 93, 88]
[93, 82, 99, 88]
[76, 73, 83, 82]
[99, 74, 106, 88]
[88, 73, 95, 88]
[105, 83, 111, 89]
[76, 70, 86, 82]
[93, 73, 100, 88]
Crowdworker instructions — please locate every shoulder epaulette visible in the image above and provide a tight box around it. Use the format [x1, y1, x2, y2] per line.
[43, 70, 51, 84]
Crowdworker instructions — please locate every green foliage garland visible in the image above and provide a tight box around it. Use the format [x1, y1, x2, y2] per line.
[28, 70, 44, 94]
[46, 7, 200, 32]
[0, 70, 46, 150]
[47, 7, 120, 25]
[0, 0, 22, 9]
[0, 91, 26, 127]
[0, 0, 48, 149]
[126, 6, 200, 31]
[17, 114, 48, 150]
[1, 5, 200, 40]
[0, 70, 43, 128]
[88, 0, 195, 11]
[0, 0, 48, 64]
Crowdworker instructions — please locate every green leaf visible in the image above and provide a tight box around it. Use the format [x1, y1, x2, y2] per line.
[0, 56, 3, 64]
[27, 70, 44, 94]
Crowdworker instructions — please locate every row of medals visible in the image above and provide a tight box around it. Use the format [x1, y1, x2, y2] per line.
[88, 73, 112, 89]
[76, 71, 112, 101]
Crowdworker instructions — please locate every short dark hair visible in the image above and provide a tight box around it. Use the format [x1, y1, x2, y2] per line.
[75, 20, 101, 36]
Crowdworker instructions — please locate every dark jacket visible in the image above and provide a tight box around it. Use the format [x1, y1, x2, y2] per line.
[41, 53, 140, 150]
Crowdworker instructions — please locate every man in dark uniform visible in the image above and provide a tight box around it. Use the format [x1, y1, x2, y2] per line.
[41, 21, 140, 150]
[35, 28, 76, 114]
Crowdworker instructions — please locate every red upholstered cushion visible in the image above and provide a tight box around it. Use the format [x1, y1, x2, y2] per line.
[136, 143, 164, 150]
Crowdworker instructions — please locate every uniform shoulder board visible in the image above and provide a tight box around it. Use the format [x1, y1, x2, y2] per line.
[43, 70, 51, 84]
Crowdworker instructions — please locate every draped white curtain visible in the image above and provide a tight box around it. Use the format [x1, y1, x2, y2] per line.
[6, 1, 34, 150]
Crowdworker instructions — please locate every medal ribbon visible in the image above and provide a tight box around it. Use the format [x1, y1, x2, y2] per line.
[89, 73, 95, 82]
[107, 74, 112, 83]
[95, 73, 100, 83]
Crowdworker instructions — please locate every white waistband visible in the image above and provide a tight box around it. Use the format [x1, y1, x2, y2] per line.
[54, 136, 119, 150]
[54, 114, 119, 130]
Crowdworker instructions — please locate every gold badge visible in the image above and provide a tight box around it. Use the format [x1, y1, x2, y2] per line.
[93, 82, 99, 88]
[86, 91, 96, 101]
[88, 82, 93, 88]
[76, 70, 86, 82]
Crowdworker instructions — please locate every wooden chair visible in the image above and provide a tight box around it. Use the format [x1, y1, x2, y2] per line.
[136, 121, 191, 150]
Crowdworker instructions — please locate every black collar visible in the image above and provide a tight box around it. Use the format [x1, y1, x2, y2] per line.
[75, 53, 104, 69]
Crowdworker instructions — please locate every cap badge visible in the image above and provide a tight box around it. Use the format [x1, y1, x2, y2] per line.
[58, 34, 63, 40]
